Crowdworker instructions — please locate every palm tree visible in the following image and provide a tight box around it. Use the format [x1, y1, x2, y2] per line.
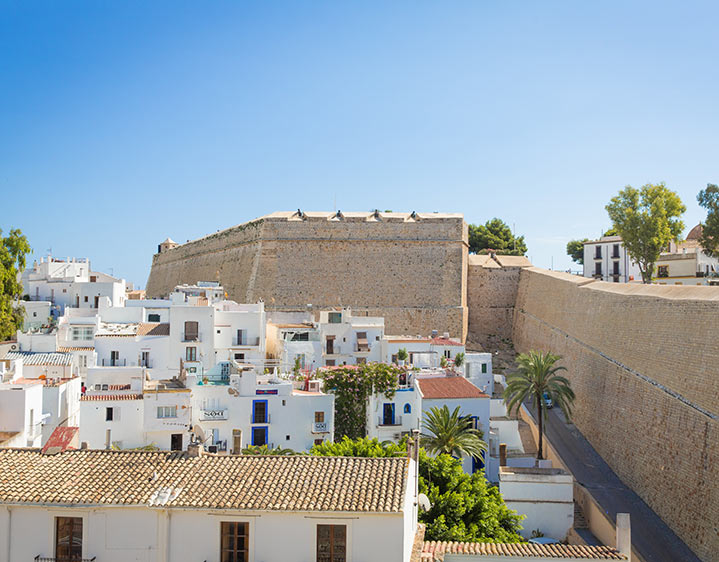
[503, 350, 575, 460]
[422, 405, 487, 459]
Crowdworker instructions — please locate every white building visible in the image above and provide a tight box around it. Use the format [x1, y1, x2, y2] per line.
[0, 362, 43, 448]
[0, 448, 419, 562]
[654, 226, 719, 285]
[582, 236, 641, 283]
[20, 255, 126, 315]
[382, 334, 465, 368]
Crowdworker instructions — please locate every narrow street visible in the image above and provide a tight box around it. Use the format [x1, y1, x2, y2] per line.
[525, 404, 701, 562]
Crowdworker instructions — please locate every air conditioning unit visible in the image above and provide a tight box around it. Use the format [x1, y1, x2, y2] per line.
[208, 445, 218, 453]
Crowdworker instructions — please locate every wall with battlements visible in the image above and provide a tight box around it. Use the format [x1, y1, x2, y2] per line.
[512, 268, 719, 562]
[147, 211, 469, 339]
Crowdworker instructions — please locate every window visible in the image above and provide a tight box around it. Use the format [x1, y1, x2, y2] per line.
[221, 522, 249, 562]
[33, 311, 37, 317]
[595, 246, 602, 259]
[157, 405, 177, 418]
[171, 433, 183, 451]
[236, 329, 245, 345]
[481, 363, 487, 374]
[325, 360, 335, 367]
[106, 407, 113, 421]
[186, 346, 197, 361]
[613, 261, 620, 275]
[110, 350, 120, 367]
[234, 353, 245, 361]
[314, 438, 324, 446]
[286, 434, 290, 440]
[84, 296, 88, 303]
[612, 244, 620, 258]
[291, 332, 309, 341]
[382, 403, 395, 425]
[55, 516, 83, 560]
[315, 411, 325, 423]
[184, 320, 199, 341]
[595, 262, 602, 276]
[444, 349, 451, 359]
[356, 357, 366, 365]
[252, 400, 268, 424]
[328, 312, 341, 324]
[404, 403, 411, 414]
[90, 275, 97, 282]
[148, 313, 161, 322]
[658, 265, 669, 278]
[317, 524, 346, 562]
[251, 426, 267, 446]
[326, 336, 335, 355]
[71, 326, 93, 341]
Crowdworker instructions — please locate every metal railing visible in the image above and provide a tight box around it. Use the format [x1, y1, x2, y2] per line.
[102, 358, 126, 366]
[183, 333, 202, 342]
[233, 336, 260, 346]
[378, 415, 403, 427]
[251, 414, 271, 424]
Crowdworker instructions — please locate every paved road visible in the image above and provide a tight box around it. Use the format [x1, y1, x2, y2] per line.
[525, 403, 701, 562]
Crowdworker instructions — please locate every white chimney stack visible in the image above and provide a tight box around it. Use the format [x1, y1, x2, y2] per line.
[616, 513, 631, 562]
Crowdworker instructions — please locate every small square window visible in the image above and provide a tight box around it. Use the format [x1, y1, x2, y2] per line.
[286, 435, 290, 440]
[84, 296, 88, 303]
[314, 439, 324, 446]
[282, 399, 286, 406]
[106, 407, 113, 421]
[217, 329, 221, 334]
[315, 411, 325, 423]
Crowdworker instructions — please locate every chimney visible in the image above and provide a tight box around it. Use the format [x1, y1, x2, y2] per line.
[187, 441, 203, 458]
[499, 443, 507, 466]
[80, 442, 88, 450]
[616, 513, 631, 561]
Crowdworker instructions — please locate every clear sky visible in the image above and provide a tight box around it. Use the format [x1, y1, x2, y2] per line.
[2, 1, 718, 288]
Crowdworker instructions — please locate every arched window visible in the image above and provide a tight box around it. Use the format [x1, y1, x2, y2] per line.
[403, 403, 411, 414]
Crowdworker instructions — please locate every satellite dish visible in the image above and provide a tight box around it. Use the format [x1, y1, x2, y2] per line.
[418, 493, 432, 512]
[193, 424, 207, 443]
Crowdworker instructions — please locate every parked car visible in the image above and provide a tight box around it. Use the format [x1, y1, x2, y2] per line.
[543, 392, 553, 409]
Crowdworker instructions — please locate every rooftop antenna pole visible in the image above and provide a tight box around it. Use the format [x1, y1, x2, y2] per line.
[334, 194, 337, 212]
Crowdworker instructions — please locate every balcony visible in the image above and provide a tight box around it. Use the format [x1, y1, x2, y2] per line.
[140, 360, 153, 368]
[232, 336, 260, 346]
[26, 422, 42, 440]
[251, 414, 271, 424]
[183, 333, 202, 342]
[378, 415, 402, 427]
[207, 440, 228, 453]
[312, 421, 330, 434]
[102, 358, 126, 367]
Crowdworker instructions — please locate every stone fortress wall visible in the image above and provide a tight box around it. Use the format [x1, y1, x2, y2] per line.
[512, 268, 719, 562]
[147, 210, 719, 560]
[146, 211, 469, 339]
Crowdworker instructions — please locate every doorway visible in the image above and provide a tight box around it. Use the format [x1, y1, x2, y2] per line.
[170, 433, 183, 451]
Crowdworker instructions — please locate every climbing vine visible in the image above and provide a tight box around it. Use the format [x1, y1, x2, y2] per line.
[319, 363, 401, 440]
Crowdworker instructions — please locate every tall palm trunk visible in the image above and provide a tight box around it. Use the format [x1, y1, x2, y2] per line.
[536, 391, 544, 461]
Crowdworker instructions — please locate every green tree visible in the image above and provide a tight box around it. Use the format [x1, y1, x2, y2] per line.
[697, 183, 719, 257]
[422, 405, 487, 459]
[453, 352, 465, 368]
[310, 437, 524, 543]
[605, 183, 685, 283]
[468, 218, 527, 256]
[318, 363, 400, 440]
[503, 350, 575, 460]
[566, 239, 588, 265]
[0, 229, 31, 341]
[397, 348, 408, 362]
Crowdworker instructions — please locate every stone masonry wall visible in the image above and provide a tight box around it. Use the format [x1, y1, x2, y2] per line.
[513, 268, 719, 562]
[146, 212, 468, 339]
[466, 259, 523, 347]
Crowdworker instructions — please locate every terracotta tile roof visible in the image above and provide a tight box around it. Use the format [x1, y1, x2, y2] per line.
[418, 377, 488, 399]
[430, 337, 463, 347]
[42, 427, 79, 453]
[58, 346, 95, 351]
[108, 384, 131, 390]
[421, 541, 627, 560]
[0, 450, 408, 512]
[137, 322, 170, 336]
[6, 351, 73, 366]
[80, 393, 143, 401]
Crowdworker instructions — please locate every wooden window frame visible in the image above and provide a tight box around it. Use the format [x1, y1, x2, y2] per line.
[55, 515, 83, 560]
[220, 521, 249, 562]
[316, 523, 347, 562]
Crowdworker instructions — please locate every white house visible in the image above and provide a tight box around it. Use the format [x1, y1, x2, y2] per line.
[367, 368, 422, 443]
[20, 255, 126, 314]
[582, 236, 641, 283]
[317, 308, 385, 367]
[20, 300, 51, 331]
[0, 448, 419, 562]
[382, 333, 465, 368]
[0, 367, 43, 448]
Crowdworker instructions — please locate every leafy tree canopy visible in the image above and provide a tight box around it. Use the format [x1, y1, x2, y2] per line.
[318, 363, 400, 440]
[565, 239, 588, 265]
[605, 183, 685, 283]
[0, 229, 31, 341]
[422, 405, 487, 459]
[697, 183, 719, 257]
[242, 444, 297, 455]
[468, 218, 527, 256]
[310, 437, 524, 543]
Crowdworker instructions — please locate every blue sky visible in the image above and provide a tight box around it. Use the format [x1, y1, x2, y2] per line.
[2, 1, 718, 287]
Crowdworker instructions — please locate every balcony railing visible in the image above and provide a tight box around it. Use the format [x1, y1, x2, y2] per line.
[140, 360, 153, 368]
[251, 414, 271, 424]
[232, 336, 260, 346]
[33, 554, 97, 562]
[26, 423, 42, 440]
[183, 333, 202, 342]
[378, 415, 402, 427]
[102, 358, 126, 366]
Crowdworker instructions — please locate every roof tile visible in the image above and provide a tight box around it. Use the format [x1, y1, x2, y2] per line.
[421, 541, 626, 560]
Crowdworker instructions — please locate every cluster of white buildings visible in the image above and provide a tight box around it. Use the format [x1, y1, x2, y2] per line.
[582, 224, 719, 285]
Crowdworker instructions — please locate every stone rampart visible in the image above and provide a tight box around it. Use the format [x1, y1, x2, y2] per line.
[513, 268, 719, 561]
[147, 211, 468, 339]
